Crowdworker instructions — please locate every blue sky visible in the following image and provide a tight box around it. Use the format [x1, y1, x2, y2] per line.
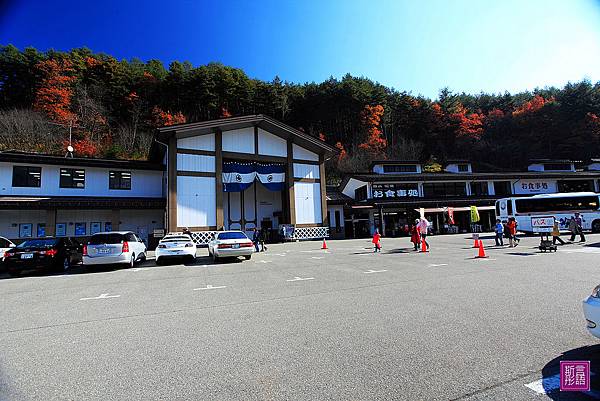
[1, 0, 600, 99]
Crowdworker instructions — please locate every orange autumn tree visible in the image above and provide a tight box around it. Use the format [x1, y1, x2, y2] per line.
[33, 58, 77, 124]
[450, 104, 485, 139]
[512, 95, 555, 117]
[358, 104, 386, 155]
[151, 106, 186, 127]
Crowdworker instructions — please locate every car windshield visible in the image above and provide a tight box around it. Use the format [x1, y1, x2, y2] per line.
[17, 239, 59, 248]
[161, 236, 191, 242]
[218, 232, 248, 240]
[89, 234, 125, 245]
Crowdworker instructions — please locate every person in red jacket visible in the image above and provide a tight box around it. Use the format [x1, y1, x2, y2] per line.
[372, 229, 382, 252]
[410, 220, 420, 251]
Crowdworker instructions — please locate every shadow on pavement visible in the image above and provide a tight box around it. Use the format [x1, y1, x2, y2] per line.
[541, 344, 600, 399]
[385, 248, 415, 254]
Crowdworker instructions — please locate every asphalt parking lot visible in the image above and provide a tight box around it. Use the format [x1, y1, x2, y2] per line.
[2, 233, 600, 400]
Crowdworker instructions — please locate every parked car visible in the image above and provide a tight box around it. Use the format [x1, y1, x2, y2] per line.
[4, 237, 83, 276]
[155, 234, 196, 264]
[207, 231, 254, 262]
[83, 231, 146, 268]
[583, 284, 600, 339]
[0, 236, 16, 263]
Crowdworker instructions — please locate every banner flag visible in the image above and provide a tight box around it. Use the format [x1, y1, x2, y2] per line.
[470, 205, 480, 223]
[222, 162, 285, 192]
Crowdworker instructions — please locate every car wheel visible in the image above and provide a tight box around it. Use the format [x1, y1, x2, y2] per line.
[8, 269, 20, 277]
[139, 252, 147, 262]
[244, 255, 251, 260]
[187, 255, 196, 263]
[156, 257, 163, 266]
[212, 252, 219, 264]
[592, 219, 600, 234]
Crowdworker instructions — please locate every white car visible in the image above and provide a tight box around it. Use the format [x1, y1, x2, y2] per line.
[0, 236, 16, 262]
[83, 231, 147, 268]
[208, 231, 254, 262]
[583, 284, 600, 339]
[155, 234, 196, 264]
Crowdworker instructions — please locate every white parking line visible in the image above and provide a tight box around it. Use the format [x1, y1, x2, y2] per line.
[311, 256, 325, 260]
[428, 263, 448, 267]
[363, 269, 387, 274]
[193, 285, 227, 290]
[80, 293, 120, 300]
[254, 260, 272, 264]
[525, 373, 599, 397]
[286, 276, 315, 282]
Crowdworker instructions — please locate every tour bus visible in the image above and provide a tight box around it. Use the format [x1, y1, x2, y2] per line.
[495, 192, 600, 233]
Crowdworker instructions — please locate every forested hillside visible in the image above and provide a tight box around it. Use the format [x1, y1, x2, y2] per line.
[1, 45, 600, 180]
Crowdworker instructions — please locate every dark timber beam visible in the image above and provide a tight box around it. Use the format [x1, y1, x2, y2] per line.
[215, 129, 224, 230]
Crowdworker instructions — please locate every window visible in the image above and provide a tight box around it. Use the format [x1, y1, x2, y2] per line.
[515, 196, 600, 214]
[37, 223, 46, 237]
[19, 223, 33, 238]
[557, 180, 594, 193]
[109, 171, 131, 190]
[422, 182, 467, 197]
[470, 182, 489, 196]
[0, 237, 12, 248]
[125, 232, 138, 242]
[12, 166, 41, 187]
[544, 163, 571, 171]
[494, 181, 512, 196]
[89, 233, 125, 245]
[60, 168, 85, 188]
[74, 223, 86, 236]
[218, 232, 248, 240]
[457, 164, 469, 172]
[382, 164, 418, 173]
[355, 186, 368, 201]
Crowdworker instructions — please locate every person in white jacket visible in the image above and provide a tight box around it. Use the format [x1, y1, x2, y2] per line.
[417, 217, 430, 250]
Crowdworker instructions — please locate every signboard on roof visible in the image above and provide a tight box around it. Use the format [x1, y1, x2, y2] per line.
[371, 183, 420, 199]
[513, 180, 557, 194]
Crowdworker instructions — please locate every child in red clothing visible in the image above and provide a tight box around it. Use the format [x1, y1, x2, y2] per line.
[372, 229, 381, 252]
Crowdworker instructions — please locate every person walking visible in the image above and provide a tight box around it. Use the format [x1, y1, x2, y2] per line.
[417, 217, 430, 250]
[252, 227, 260, 252]
[259, 228, 268, 252]
[552, 221, 566, 245]
[494, 219, 504, 246]
[410, 220, 420, 251]
[574, 212, 586, 242]
[372, 229, 382, 252]
[507, 217, 519, 247]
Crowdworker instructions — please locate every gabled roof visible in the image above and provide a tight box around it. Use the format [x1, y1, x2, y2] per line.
[152, 115, 336, 161]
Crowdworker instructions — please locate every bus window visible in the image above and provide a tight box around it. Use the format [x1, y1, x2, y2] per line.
[514, 196, 600, 214]
[507, 200, 513, 215]
[495, 202, 500, 217]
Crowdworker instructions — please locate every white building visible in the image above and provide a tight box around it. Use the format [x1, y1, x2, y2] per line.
[0, 151, 165, 243]
[151, 115, 335, 242]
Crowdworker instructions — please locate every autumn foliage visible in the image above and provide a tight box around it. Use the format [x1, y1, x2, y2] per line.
[151, 106, 186, 127]
[358, 105, 386, 155]
[33, 59, 76, 124]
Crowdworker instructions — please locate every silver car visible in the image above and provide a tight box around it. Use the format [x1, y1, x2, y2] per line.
[83, 231, 147, 268]
[208, 231, 254, 262]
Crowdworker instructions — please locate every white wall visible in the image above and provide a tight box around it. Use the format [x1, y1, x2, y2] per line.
[177, 134, 215, 151]
[445, 163, 472, 173]
[0, 162, 163, 198]
[258, 128, 287, 157]
[0, 209, 164, 242]
[176, 154, 215, 172]
[327, 205, 345, 228]
[222, 128, 255, 154]
[292, 144, 319, 161]
[293, 163, 320, 179]
[177, 176, 216, 227]
[294, 181, 322, 224]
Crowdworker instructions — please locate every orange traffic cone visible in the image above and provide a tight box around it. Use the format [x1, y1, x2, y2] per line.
[476, 241, 488, 258]
[321, 238, 328, 250]
[420, 238, 428, 253]
[473, 239, 480, 248]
